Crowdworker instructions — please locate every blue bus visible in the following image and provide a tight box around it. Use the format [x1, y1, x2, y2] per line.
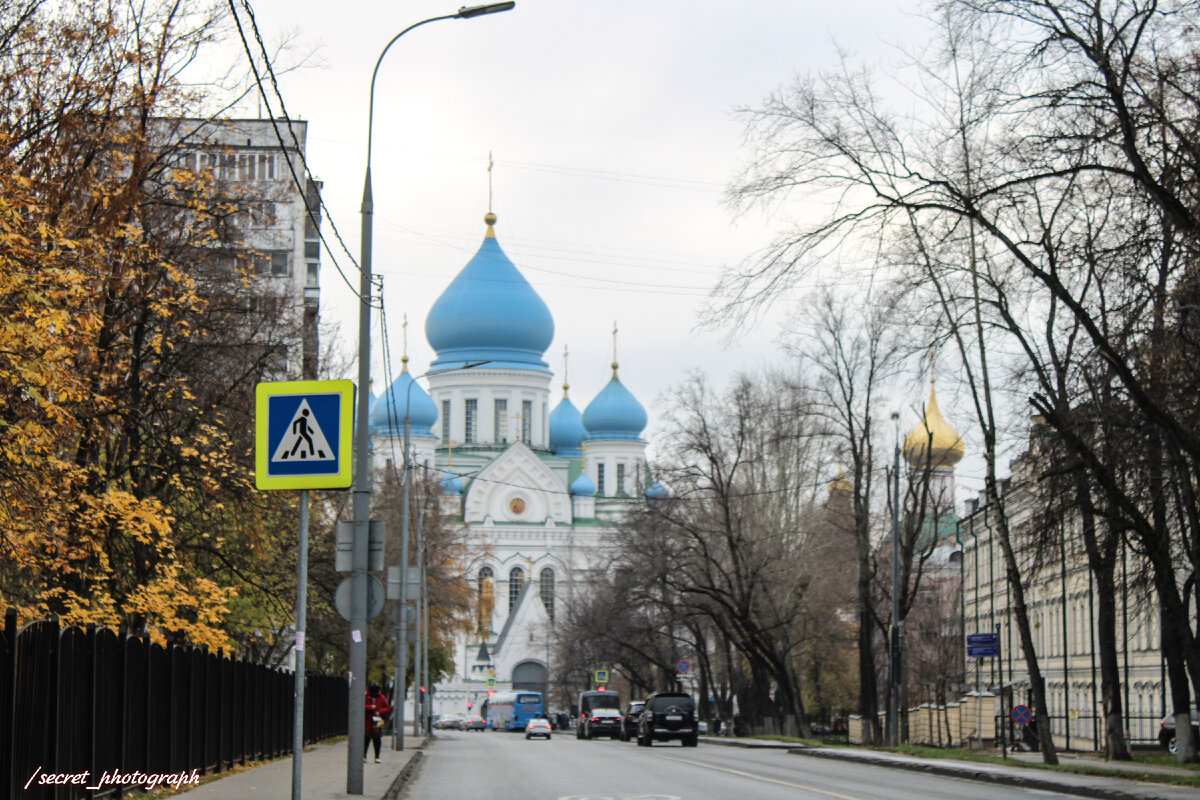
[485, 691, 544, 731]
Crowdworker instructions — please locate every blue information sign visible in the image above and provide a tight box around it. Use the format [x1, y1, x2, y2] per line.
[966, 632, 1000, 659]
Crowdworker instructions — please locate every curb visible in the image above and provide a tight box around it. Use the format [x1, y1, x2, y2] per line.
[380, 739, 428, 800]
[697, 737, 795, 750]
[786, 747, 1177, 800]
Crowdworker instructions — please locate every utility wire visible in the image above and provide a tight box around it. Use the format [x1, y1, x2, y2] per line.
[227, 0, 366, 302]
[236, 0, 367, 278]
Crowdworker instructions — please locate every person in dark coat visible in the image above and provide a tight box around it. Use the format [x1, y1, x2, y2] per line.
[365, 683, 391, 762]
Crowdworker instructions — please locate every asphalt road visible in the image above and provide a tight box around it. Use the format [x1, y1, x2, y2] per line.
[404, 730, 1090, 800]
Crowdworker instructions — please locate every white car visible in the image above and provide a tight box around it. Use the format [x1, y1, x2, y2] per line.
[525, 717, 552, 739]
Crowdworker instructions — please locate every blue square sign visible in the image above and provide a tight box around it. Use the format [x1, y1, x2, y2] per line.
[255, 380, 355, 490]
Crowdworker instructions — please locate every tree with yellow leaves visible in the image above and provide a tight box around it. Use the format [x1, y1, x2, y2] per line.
[0, 0, 306, 651]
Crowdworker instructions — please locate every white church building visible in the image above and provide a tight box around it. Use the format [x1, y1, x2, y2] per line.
[368, 212, 665, 719]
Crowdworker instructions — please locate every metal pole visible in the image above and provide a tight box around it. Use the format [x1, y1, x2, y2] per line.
[349, 156, 373, 796]
[292, 489, 309, 800]
[414, 502, 424, 736]
[421, 502, 430, 734]
[395, 412, 411, 749]
[998, 622, 1006, 759]
[889, 412, 901, 746]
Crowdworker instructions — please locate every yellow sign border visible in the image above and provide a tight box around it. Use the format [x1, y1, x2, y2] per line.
[255, 379, 355, 490]
[594, 669, 609, 684]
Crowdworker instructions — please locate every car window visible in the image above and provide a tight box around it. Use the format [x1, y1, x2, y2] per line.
[649, 695, 694, 713]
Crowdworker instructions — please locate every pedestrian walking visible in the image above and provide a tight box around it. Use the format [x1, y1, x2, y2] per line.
[365, 683, 391, 762]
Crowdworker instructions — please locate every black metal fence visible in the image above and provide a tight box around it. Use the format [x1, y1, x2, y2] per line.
[0, 610, 347, 798]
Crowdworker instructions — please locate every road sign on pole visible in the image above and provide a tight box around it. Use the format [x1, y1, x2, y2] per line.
[1012, 704, 1032, 726]
[255, 380, 354, 490]
[594, 669, 609, 684]
[676, 659, 691, 675]
[966, 632, 1000, 659]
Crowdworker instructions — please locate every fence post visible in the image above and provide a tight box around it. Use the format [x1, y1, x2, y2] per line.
[1, 609, 14, 800]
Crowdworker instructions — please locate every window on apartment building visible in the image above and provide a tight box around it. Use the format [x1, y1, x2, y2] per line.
[508, 567, 524, 612]
[521, 400, 532, 444]
[494, 399, 508, 443]
[596, 463, 605, 495]
[464, 399, 477, 443]
[270, 252, 289, 277]
[441, 400, 451, 441]
[306, 261, 319, 288]
[616, 463, 626, 494]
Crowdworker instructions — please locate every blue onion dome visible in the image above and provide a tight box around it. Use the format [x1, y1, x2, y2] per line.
[549, 383, 588, 456]
[368, 357, 438, 437]
[440, 472, 464, 496]
[582, 363, 647, 441]
[645, 480, 669, 501]
[425, 213, 554, 372]
[570, 472, 596, 498]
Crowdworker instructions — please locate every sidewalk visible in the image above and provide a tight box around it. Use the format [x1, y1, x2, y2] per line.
[176, 738, 426, 800]
[700, 737, 1200, 800]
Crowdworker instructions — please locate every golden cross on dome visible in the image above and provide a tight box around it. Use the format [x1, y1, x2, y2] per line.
[487, 151, 494, 213]
[562, 344, 570, 398]
[401, 313, 409, 372]
[611, 320, 619, 378]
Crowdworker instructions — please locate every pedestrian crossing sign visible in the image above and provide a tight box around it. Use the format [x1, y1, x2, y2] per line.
[255, 380, 355, 490]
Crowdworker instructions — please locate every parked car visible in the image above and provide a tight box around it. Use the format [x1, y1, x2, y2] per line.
[637, 691, 698, 747]
[620, 701, 646, 741]
[464, 715, 487, 731]
[525, 718, 553, 740]
[1159, 709, 1200, 755]
[583, 708, 623, 739]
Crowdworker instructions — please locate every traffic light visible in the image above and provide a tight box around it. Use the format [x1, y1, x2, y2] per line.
[487, 689, 494, 695]
[598, 686, 606, 691]
[467, 701, 473, 709]
[420, 686, 426, 694]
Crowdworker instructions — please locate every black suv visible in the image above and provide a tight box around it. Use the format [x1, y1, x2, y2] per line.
[620, 700, 645, 741]
[636, 691, 698, 747]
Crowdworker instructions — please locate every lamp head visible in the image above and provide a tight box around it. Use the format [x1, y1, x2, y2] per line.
[456, 2, 515, 18]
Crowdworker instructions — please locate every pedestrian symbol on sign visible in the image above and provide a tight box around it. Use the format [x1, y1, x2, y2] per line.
[272, 400, 334, 462]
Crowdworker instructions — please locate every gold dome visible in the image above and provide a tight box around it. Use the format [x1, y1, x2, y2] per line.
[903, 380, 964, 468]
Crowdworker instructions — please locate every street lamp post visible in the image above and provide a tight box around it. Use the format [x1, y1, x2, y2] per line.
[351, 4, 514, 793]
[889, 412, 903, 746]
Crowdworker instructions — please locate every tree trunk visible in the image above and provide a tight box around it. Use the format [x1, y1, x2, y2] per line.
[1074, 476, 1130, 760]
[1163, 618, 1198, 763]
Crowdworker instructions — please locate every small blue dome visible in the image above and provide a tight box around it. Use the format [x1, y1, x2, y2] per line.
[425, 215, 554, 372]
[369, 368, 438, 437]
[645, 480, 669, 501]
[549, 392, 588, 456]
[570, 472, 596, 497]
[440, 472, 463, 496]
[583, 365, 647, 441]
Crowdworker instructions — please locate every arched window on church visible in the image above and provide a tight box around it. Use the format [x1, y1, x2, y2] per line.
[540, 568, 555, 622]
[508, 567, 524, 612]
[477, 567, 494, 634]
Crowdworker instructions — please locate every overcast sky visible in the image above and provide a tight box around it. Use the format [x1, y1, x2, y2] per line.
[229, 0, 985, 484]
